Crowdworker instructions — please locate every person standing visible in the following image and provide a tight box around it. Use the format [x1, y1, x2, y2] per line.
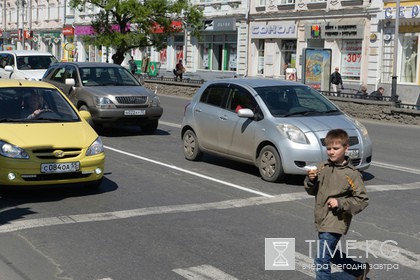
[304, 129, 370, 280]
[330, 67, 344, 94]
[128, 56, 137, 75]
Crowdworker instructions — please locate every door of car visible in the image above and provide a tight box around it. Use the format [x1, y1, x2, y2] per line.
[193, 85, 228, 153]
[217, 85, 259, 160]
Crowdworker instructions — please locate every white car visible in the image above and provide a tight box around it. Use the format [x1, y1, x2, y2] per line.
[0, 50, 58, 81]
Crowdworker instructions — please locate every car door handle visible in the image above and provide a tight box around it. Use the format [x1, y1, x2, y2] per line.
[220, 115, 228, 120]
[194, 108, 202, 113]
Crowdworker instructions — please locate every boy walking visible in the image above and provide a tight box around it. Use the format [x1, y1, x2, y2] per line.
[304, 129, 369, 280]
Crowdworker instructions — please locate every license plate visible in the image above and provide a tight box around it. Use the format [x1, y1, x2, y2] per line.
[41, 162, 80, 173]
[346, 149, 359, 159]
[124, 110, 146, 116]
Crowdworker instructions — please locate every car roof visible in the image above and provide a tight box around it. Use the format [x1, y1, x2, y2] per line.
[0, 79, 56, 88]
[0, 50, 54, 56]
[206, 78, 305, 88]
[51, 62, 124, 68]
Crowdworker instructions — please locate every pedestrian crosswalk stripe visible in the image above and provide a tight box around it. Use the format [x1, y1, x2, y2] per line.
[173, 264, 239, 280]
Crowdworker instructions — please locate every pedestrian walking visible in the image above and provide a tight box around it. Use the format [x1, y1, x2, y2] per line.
[128, 56, 137, 75]
[330, 67, 344, 95]
[304, 128, 370, 280]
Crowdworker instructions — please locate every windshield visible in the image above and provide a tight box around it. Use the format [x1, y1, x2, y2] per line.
[16, 55, 58, 70]
[255, 85, 341, 117]
[79, 67, 141, 87]
[0, 87, 80, 123]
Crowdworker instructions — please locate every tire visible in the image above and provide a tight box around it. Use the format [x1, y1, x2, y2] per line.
[183, 129, 202, 161]
[141, 120, 158, 134]
[258, 145, 285, 182]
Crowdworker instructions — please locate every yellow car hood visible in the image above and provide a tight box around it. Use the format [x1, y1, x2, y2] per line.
[0, 122, 99, 149]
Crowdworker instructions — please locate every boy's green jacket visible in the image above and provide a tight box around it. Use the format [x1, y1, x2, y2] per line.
[304, 159, 369, 235]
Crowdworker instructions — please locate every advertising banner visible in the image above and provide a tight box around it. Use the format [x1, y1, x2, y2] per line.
[302, 48, 332, 91]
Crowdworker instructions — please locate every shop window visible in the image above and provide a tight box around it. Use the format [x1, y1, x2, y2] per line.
[227, 44, 237, 71]
[281, 40, 297, 70]
[400, 35, 418, 84]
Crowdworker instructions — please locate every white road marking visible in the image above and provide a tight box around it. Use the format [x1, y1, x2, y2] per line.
[372, 161, 420, 175]
[0, 193, 308, 234]
[159, 120, 181, 128]
[104, 145, 274, 198]
[173, 264, 239, 280]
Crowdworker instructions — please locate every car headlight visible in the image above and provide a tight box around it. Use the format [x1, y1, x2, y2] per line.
[0, 140, 29, 159]
[277, 124, 309, 144]
[151, 95, 160, 107]
[86, 137, 104, 156]
[354, 119, 369, 138]
[95, 96, 116, 109]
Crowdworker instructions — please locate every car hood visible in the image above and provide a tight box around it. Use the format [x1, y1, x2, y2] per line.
[0, 122, 99, 149]
[280, 115, 357, 133]
[20, 70, 48, 80]
[83, 86, 152, 96]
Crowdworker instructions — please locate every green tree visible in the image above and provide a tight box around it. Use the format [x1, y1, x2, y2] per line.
[69, 0, 204, 64]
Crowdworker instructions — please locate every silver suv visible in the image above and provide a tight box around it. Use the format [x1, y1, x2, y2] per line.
[42, 62, 163, 133]
[0, 50, 57, 80]
[181, 79, 373, 182]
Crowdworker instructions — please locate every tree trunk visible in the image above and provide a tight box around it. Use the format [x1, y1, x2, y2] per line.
[111, 51, 126, 65]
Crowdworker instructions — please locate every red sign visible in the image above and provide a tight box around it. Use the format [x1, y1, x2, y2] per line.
[152, 21, 183, 34]
[63, 26, 74, 36]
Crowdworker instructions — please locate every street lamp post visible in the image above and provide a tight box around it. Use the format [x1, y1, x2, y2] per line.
[391, 0, 400, 103]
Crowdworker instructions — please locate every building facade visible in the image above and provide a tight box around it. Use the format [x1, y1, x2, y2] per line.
[1, 0, 419, 104]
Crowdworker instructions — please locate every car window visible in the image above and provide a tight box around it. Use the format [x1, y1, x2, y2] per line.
[50, 66, 67, 84]
[199, 86, 227, 107]
[0, 54, 14, 68]
[227, 87, 257, 112]
[256, 86, 338, 117]
[79, 67, 140, 86]
[0, 87, 79, 122]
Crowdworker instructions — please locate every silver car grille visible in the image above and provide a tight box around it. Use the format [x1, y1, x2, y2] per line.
[116, 96, 148, 104]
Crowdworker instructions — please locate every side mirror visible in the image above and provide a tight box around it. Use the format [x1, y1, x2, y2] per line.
[4, 65, 14, 73]
[65, 78, 76, 86]
[79, 110, 92, 121]
[237, 108, 254, 118]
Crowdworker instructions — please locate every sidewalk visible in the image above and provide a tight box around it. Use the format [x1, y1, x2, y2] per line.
[157, 70, 239, 81]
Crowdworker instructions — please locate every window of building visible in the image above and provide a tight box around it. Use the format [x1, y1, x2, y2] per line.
[281, 40, 297, 70]
[400, 35, 418, 84]
[257, 0, 266, 6]
[279, 0, 295, 4]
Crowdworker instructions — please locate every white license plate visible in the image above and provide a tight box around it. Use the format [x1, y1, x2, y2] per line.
[124, 110, 146, 116]
[346, 149, 359, 159]
[41, 162, 80, 173]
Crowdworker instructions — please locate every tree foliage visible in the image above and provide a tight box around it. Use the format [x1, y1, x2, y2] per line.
[69, 0, 204, 64]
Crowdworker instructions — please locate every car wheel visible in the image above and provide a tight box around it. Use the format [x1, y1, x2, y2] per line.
[258, 145, 285, 182]
[183, 129, 202, 161]
[141, 120, 158, 134]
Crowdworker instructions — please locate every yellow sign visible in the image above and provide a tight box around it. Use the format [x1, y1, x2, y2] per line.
[64, 43, 75, 52]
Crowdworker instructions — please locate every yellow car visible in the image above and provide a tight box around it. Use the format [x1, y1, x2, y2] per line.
[0, 79, 105, 188]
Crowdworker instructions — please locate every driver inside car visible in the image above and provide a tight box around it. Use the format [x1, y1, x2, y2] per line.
[21, 94, 45, 119]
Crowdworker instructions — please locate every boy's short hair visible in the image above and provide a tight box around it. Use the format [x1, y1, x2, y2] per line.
[324, 129, 349, 146]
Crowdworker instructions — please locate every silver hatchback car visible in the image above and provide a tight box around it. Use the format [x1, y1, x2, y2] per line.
[181, 79, 372, 182]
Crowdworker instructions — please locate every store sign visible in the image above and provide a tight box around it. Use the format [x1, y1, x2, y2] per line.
[305, 23, 364, 39]
[63, 26, 74, 36]
[250, 21, 297, 38]
[382, 5, 420, 19]
[341, 40, 362, 79]
[203, 18, 236, 31]
[41, 32, 61, 39]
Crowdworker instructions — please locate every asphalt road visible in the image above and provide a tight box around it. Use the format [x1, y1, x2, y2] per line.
[0, 95, 419, 280]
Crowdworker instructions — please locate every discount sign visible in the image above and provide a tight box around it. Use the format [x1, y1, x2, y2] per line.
[341, 40, 362, 79]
